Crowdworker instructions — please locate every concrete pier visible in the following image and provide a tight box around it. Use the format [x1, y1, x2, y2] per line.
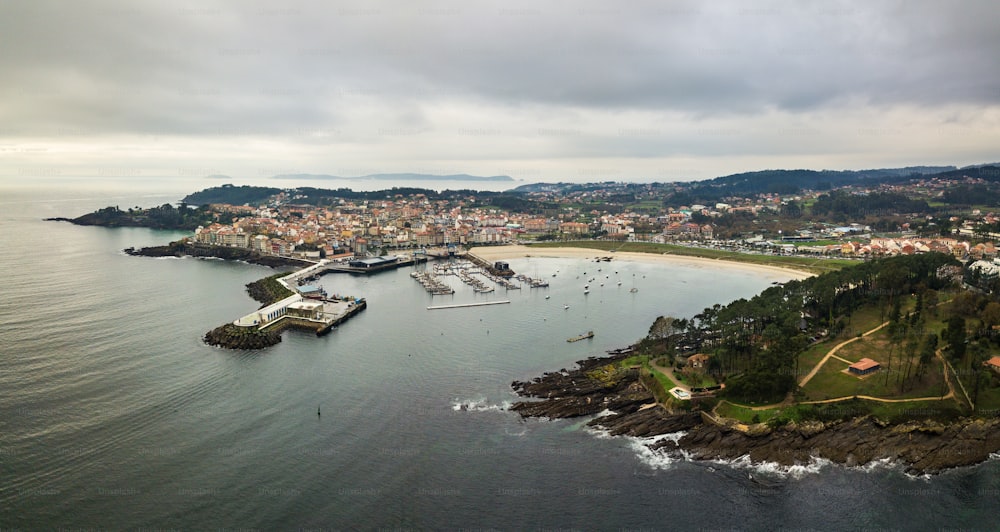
[427, 300, 510, 310]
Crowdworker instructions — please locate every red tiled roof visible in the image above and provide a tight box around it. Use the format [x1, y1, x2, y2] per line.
[850, 358, 880, 371]
[985, 356, 1000, 368]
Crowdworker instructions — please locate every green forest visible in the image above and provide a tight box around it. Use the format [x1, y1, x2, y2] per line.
[644, 253, 962, 405]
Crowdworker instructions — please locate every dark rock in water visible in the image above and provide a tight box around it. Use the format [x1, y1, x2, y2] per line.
[124, 242, 310, 269]
[589, 407, 702, 438]
[660, 417, 1000, 474]
[511, 352, 649, 419]
[204, 323, 281, 350]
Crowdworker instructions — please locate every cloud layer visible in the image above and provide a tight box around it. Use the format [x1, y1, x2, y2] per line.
[2, 0, 998, 182]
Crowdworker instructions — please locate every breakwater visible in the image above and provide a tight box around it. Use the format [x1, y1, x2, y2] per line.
[203, 260, 369, 349]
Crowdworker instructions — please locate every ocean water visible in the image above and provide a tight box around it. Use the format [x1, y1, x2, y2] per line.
[1, 184, 997, 530]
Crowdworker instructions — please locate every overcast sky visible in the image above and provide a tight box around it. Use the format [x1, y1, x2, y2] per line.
[2, 0, 998, 183]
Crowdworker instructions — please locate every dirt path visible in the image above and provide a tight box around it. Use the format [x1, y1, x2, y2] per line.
[649, 360, 689, 391]
[798, 320, 890, 388]
[801, 392, 952, 404]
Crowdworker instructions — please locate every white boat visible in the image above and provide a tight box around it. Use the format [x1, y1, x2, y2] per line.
[563, 304, 570, 309]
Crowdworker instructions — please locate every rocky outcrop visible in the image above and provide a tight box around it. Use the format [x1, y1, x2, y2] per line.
[203, 323, 281, 350]
[653, 416, 1000, 474]
[512, 352, 1000, 474]
[124, 243, 311, 269]
[245, 273, 295, 306]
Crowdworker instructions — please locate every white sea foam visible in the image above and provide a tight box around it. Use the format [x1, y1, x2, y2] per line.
[625, 433, 689, 470]
[583, 425, 613, 439]
[451, 397, 511, 412]
[855, 456, 899, 474]
[699, 454, 833, 480]
[628, 438, 678, 470]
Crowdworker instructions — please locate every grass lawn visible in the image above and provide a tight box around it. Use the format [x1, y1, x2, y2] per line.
[800, 359, 862, 401]
[838, 304, 891, 338]
[797, 341, 836, 379]
[801, 354, 950, 401]
[838, 332, 894, 362]
[795, 239, 844, 248]
[867, 399, 962, 422]
[972, 380, 1000, 413]
[618, 354, 651, 368]
[852, 358, 949, 400]
[526, 241, 856, 274]
[649, 368, 676, 393]
[715, 401, 781, 424]
[674, 371, 717, 388]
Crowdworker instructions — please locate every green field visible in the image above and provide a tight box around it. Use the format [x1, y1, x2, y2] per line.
[800, 359, 863, 400]
[714, 401, 781, 424]
[795, 239, 844, 248]
[797, 341, 835, 380]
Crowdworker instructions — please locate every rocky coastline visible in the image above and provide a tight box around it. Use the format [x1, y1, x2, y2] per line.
[511, 352, 1000, 475]
[124, 242, 311, 269]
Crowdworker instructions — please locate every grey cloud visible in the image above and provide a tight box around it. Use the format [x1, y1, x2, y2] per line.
[0, 0, 997, 179]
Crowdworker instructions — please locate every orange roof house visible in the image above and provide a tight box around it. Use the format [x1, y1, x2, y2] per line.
[848, 358, 881, 376]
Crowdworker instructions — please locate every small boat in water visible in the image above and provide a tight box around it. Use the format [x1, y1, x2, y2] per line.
[567, 331, 594, 342]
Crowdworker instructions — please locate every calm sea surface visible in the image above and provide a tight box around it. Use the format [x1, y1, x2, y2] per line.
[1, 181, 996, 530]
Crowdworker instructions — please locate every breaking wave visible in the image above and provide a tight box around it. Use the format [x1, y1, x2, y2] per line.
[626, 433, 689, 470]
[451, 397, 512, 412]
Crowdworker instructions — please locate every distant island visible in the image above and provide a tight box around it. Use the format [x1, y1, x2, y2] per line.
[272, 173, 514, 182]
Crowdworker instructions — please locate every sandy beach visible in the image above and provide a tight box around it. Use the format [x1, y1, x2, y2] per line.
[467, 244, 815, 281]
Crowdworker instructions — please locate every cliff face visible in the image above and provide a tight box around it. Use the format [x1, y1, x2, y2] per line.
[511, 353, 1000, 474]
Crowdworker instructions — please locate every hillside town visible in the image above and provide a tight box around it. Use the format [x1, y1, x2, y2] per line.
[183, 177, 1000, 278]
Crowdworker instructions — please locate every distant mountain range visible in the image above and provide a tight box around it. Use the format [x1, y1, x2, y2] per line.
[510, 165, 983, 194]
[272, 173, 514, 182]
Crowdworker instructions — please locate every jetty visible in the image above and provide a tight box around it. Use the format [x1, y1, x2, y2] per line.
[205, 257, 373, 349]
[427, 300, 511, 310]
[410, 271, 455, 295]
